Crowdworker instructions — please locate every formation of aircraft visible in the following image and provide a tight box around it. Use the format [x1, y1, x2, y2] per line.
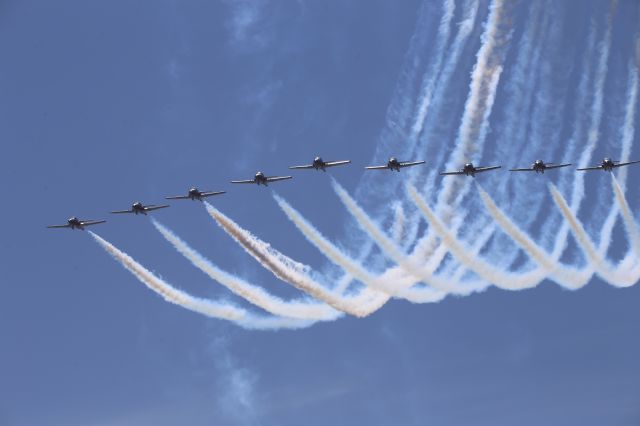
[47, 217, 106, 230]
[47, 155, 640, 229]
[441, 163, 501, 177]
[289, 156, 351, 171]
[166, 187, 226, 201]
[577, 158, 640, 172]
[509, 160, 572, 173]
[110, 202, 170, 215]
[365, 157, 426, 172]
[231, 171, 293, 186]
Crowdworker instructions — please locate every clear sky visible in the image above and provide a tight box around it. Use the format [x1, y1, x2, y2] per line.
[1, 1, 639, 425]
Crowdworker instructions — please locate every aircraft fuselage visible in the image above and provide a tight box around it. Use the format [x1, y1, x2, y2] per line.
[68, 217, 83, 229]
[254, 172, 269, 185]
[313, 157, 327, 171]
[188, 188, 203, 200]
[532, 160, 546, 173]
[463, 163, 477, 176]
[601, 158, 615, 171]
[388, 157, 401, 171]
[131, 202, 147, 214]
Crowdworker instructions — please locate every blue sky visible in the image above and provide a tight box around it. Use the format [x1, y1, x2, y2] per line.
[1, 0, 639, 425]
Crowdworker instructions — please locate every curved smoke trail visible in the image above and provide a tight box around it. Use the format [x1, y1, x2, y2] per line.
[152, 218, 342, 321]
[89, 232, 312, 330]
[205, 202, 390, 317]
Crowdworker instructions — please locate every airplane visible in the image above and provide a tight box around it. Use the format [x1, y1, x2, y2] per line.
[110, 201, 170, 215]
[166, 187, 226, 201]
[509, 160, 572, 173]
[440, 163, 501, 177]
[576, 158, 640, 172]
[231, 171, 292, 186]
[47, 217, 106, 230]
[364, 157, 426, 172]
[289, 156, 351, 172]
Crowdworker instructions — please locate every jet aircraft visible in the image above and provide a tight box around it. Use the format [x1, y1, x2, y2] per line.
[289, 157, 351, 172]
[509, 160, 572, 173]
[110, 202, 170, 215]
[47, 217, 106, 230]
[364, 157, 426, 172]
[166, 187, 226, 201]
[231, 172, 292, 186]
[576, 158, 640, 172]
[440, 163, 501, 177]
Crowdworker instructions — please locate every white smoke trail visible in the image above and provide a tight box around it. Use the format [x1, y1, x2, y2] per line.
[392, 202, 405, 245]
[89, 232, 312, 330]
[549, 184, 638, 287]
[273, 193, 449, 306]
[534, 19, 599, 256]
[447, 221, 497, 284]
[418, 0, 480, 191]
[597, 63, 638, 255]
[331, 178, 485, 296]
[367, 0, 442, 165]
[551, 1, 617, 261]
[408, 0, 513, 277]
[388, 0, 480, 259]
[477, 186, 593, 289]
[410, 0, 456, 137]
[151, 218, 342, 321]
[408, 185, 553, 290]
[612, 176, 640, 260]
[204, 202, 388, 317]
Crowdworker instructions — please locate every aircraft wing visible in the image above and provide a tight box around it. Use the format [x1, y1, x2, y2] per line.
[143, 205, 170, 212]
[545, 163, 572, 170]
[165, 195, 190, 200]
[440, 170, 465, 175]
[200, 191, 226, 197]
[80, 220, 106, 226]
[47, 224, 71, 228]
[475, 165, 501, 173]
[324, 160, 351, 168]
[509, 167, 535, 172]
[110, 209, 134, 214]
[364, 165, 389, 170]
[289, 164, 314, 170]
[614, 159, 640, 168]
[266, 176, 293, 182]
[231, 179, 256, 184]
[399, 160, 426, 168]
[576, 166, 602, 171]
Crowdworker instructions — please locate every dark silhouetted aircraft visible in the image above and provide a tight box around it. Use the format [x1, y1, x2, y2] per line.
[231, 172, 292, 186]
[440, 163, 501, 177]
[289, 157, 351, 172]
[577, 158, 640, 172]
[166, 188, 226, 201]
[510, 160, 572, 173]
[111, 202, 170, 215]
[47, 217, 106, 230]
[364, 157, 426, 172]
